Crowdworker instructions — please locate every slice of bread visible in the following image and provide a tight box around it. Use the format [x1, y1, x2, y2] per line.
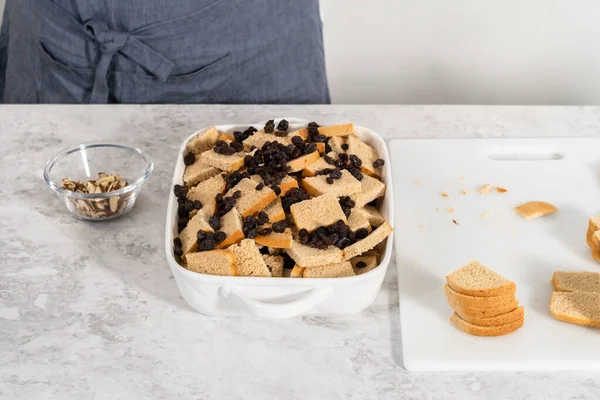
[199, 148, 245, 173]
[286, 240, 344, 268]
[183, 158, 221, 187]
[343, 221, 393, 260]
[289, 128, 309, 140]
[216, 207, 244, 249]
[227, 239, 271, 277]
[290, 194, 347, 232]
[302, 170, 362, 198]
[243, 130, 292, 151]
[287, 151, 321, 173]
[444, 284, 515, 310]
[350, 255, 378, 275]
[591, 231, 600, 263]
[250, 174, 298, 196]
[514, 201, 558, 220]
[318, 123, 354, 137]
[328, 136, 347, 154]
[552, 271, 600, 293]
[448, 299, 520, 319]
[586, 215, 600, 247]
[347, 209, 372, 233]
[263, 197, 285, 222]
[346, 134, 382, 179]
[449, 312, 524, 336]
[349, 174, 386, 208]
[290, 265, 305, 278]
[303, 261, 355, 278]
[456, 306, 524, 327]
[187, 174, 227, 216]
[356, 205, 386, 228]
[550, 291, 600, 327]
[179, 210, 214, 254]
[262, 254, 284, 277]
[302, 152, 338, 177]
[254, 228, 293, 249]
[186, 126, 219, 155]
[185, 250, 238, 276]
[446, 261, 516, 297]
[226, 178, 276, 217]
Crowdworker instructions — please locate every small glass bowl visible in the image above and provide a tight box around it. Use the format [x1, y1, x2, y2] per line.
[44, 142, 153, 221]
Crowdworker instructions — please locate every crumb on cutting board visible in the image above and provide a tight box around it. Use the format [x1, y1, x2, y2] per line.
[514, 201, 558, 220]
[461, 189, 469, 195]
[447, 207, 455, 213]
[496, 187, 508, 193]
[477, 184, 492, 194]
[452, 219, 459, 225]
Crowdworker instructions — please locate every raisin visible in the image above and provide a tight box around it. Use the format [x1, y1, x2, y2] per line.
[233, 190, 242, 199]
[336, 237, 352, 249]
[173, 246, 183, 257]
[197, 239, 216, 251]
[324, 155, 335, 165]
[373, 159, 385, 167]
[355, 228, 369, 240]
[305, 143, 317, 154]
[341, 143, 349, 151]
[350, 154, 362, 167]
[174, 184, 188, 199]
[308, 122, 320, 128]
[197, 230, 207, 241]
[173, 237, 182, 247]
[274, 130, 288, 137]
[330, 168, 342, 179]
[298, 228, 309, 238]
[259, 246, 270, 255]
[193, 200, 202, 210]
[343, 207, 351, 218]
[184, 199, 195, 212]
[258, 227, 273, 236]
[271, 185, 281, 196]
[338, 153, 349, 162]
[314, 134, 327, 143]
[214, 231, 227, 243]
[178, 218, 189, 233]
[356, 261, 367, 269]
[209, 216, 221, 231]
[255, 183, 264, 191]
[282, 253, 295, 269]
[184, 151, 195, 166]
[258, 212, 269, 225]
[326, 177, 334, 184]
[230, 141, 244, 152]
[264, 119, 275, 133]
[292, 136, 304, 147]
[276, 119, 289, 131]
[273, 221, 287, 233]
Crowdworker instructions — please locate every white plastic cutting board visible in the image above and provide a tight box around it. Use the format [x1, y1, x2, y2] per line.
[391, 138, 600, 371]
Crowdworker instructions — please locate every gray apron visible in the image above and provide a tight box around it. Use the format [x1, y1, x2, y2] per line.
[0, 0, 329, 104]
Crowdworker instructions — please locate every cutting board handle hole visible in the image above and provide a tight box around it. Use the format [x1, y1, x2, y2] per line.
[488, 153, 564, 161]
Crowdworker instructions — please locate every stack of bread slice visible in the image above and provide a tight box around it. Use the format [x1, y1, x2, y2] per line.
[444, 261, 524, 336]
[549, 271, 600, 327]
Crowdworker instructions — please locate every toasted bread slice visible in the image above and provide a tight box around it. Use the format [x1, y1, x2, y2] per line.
[179, 210, 214, 255]
[286, 240, 343, 268]
[514, 201, 558, 220]
[449, 312, 523, 336]
[328, 136, 347, 154]
[347, 209, 372, 233]
[343, 221, 393, 260]
[356, 205, 385, 228]
[242, 130, 291, 151]
[254, 228, 293, 249]
[290, 265, 305, 278]
[227, 239, 271, 277]
[350, 255, 378, 275]
[550, 291, 600, 327]
[183, 158, 220, 187]
[346, 134, 382, 179]
[586, 215, 600, 247]
[199, 148, 245, 173]
[287, 151, 321, 173]
[302, 153, 337, 177]
[226, 178, 276, 217]
[185, 250, 237, 276]
[446, 261, 516, 297]
[290, 194, 347, 232]
[552, 271, 600, 293]
[250, 174, 298, 196]
[187, 174, 227, 216]
[289, 128, 309, 140]
[444, 284, 515, 310]
[262, 254, 284, 277]
[186, 126, 219, 155]
[456, 306, 524, 327]
[216, 207, 244, 249]
[263, 197, 285, 222]
[318, 123, 354, 137]
[302, 170, 362, 198]
[303, 261, 355, 278]
[448, 299, 520, 319]
[349, 174, 386, 208]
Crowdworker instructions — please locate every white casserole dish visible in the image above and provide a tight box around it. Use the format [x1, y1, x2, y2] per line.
[165, 118, 394, 318]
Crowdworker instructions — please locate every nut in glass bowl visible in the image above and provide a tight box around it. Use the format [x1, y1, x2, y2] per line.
[44, 143, 153, 221]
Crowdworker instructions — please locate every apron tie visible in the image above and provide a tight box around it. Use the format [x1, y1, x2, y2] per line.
[83, 19, 174, 103]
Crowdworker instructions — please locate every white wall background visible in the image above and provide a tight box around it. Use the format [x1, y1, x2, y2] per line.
[3, 0, 600, 105]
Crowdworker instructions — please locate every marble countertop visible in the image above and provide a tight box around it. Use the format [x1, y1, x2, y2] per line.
[2, 105, 600, 400]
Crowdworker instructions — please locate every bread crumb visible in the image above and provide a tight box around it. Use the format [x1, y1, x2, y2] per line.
[461, 189, 469, 195]
[477, 184, 492, 194]
[420, 225, 424, 229]
[415, 180, 421, 185]
[436, 208, 440, 212]
[496, 187, 508, 193]
[452, 219, 459, 225]
[441, 192, 448, 197]
[480, 213, 487, 218]
[447, 207, 455, 213]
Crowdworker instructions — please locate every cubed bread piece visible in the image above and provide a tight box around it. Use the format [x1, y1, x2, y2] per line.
[287, 151, 321, 173]
[254, 228, 293, 249]
[329, 136, 347, 154]
[199, 148, 245, 173]
[263, 197, 285, 222]
[286, 240, 343, 268]
[302, 152, 338, 177]
[316, 142, 326, 154]
[449, 312, 523, 337]
[302, 170, 362, 198]
[185, 250, 238, 276]
[226, 178, 276, 217]
[186, 126, 219, 155]
[347, 209, 372, 233]
[318, 123, 354, 137]
[289, 128, 309, 140]
[228, 239, 271, 277]
[591, 231, 600, 262]
[552, 271, 600, 293]
[250, 175, 298, 196]
[219, 133, 235, 141]
[187, 174, 226, 216]
[346, 135, 382, 179]
[216, 207, 245, 249]
[349, 174, 386, 208]
[183, 158, 221, 187]
[446, 261, 516, 297]
[303, 261, 355, 278]
[357, 205, 386, 228]
[343, 221, 393, 260]
[179, 210, 214, 255]
[350, 255, 378, 275]
[262, 254, 284, 277]
[243, 130, 291, 151]
[290, 194, 347, 232]
[587, 215, 600, 247]
[290, 265, 305, 278]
